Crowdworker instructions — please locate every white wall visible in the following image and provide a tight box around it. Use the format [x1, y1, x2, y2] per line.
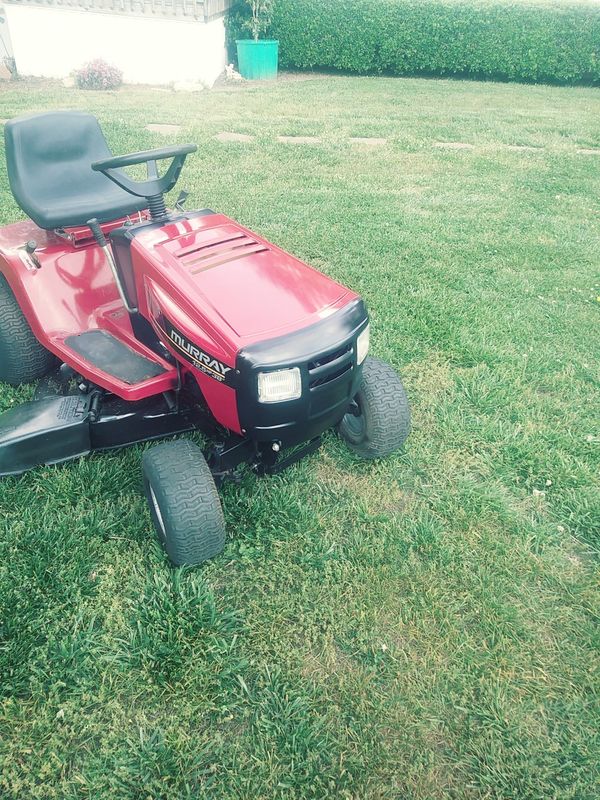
[0, 7, 14, 60]
[4, 5, 226, 87]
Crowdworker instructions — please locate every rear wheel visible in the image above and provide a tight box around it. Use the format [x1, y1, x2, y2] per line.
[0, 274, 58, 385]
[142, 439, 226, 566]
[339, 356, 411, 459]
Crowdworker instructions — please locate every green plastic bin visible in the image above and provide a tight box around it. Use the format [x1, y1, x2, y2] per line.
[236, 40, 279, 80]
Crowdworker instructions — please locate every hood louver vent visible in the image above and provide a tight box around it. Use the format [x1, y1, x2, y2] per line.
[174, 231, 269, 274]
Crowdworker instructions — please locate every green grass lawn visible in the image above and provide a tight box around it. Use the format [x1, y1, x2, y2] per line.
[0, 75, 598, 799]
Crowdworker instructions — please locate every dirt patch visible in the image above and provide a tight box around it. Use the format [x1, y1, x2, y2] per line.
[562, 538, 596, 572]
[577, 148, 600, 155]
[316, 455, 417, 516]
[402, 356, 454, 399]
[300, 643, 366, 681]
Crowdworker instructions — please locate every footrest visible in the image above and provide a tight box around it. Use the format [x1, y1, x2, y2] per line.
[64, 330, 167, 385]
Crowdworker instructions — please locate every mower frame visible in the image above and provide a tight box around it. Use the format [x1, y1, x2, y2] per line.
[0, 365, 322, 485]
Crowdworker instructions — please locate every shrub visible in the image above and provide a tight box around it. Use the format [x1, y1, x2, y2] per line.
[74, 59, 123, 90]
[228, 0, 600, 85]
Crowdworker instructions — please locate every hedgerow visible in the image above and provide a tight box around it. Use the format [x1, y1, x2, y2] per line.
[228, 0, 600, 84]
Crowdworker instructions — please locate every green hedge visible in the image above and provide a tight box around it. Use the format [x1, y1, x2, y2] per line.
[228, 0, 600, 84]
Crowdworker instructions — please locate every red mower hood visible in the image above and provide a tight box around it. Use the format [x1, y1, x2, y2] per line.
[135, 214, 357, 346]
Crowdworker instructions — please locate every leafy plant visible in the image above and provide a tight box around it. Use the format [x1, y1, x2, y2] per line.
[243, 0, 273, 41]
[261, 0, 600, 85]
[74, 58, 123, 90]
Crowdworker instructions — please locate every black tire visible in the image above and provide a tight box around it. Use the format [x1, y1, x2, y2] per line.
[142, 439, 226, 566]
[339, 356, 411, 459]
[0, 273, 58, 385]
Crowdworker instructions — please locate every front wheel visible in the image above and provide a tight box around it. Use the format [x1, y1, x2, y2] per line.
[142, 439, 226, 566]
[338, 356, 411, 459]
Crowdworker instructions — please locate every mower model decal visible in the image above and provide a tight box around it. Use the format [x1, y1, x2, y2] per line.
[160, 317, 233, 383]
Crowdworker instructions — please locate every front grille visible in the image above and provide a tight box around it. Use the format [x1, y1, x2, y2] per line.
[309, 362, 352, 389]
[308, 343, 354, 390]
[308, 343, 351, 371]
[235, 296, 368, 444]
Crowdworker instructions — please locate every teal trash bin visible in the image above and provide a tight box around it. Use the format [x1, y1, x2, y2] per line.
[236, 40, 279, 80]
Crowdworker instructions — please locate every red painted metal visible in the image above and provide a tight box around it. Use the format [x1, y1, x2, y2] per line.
[136, 213, 356, 346]
[0, 218, 177, 401]
[0, 211, 358, 436]
[57, 212, 150, 246]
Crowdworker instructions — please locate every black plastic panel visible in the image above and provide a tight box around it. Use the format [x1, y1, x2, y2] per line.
[236, 299, 369, 446]
[0, 395, 91, 476]
[89, 394, 196, 450]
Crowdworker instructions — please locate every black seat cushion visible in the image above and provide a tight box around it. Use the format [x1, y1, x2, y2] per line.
[4, 111, 147, 230]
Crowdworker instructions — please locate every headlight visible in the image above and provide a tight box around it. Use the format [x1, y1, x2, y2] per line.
[258, 367, 302, 403]
[356, 324, 370, 365]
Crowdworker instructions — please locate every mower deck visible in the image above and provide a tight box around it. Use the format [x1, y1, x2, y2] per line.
[0, 385, 194, 478]
[0, 368, 323, 482]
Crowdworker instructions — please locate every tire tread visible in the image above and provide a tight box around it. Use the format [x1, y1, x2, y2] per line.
[0, 274, 57, 384]
[339, 356, 411, 459]
[142, 439, 226, 566]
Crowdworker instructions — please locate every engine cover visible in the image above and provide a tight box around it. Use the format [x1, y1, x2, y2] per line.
[123, 212, 365, 438]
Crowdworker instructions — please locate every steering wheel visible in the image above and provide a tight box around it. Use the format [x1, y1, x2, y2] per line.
[91, 144, 197, 200]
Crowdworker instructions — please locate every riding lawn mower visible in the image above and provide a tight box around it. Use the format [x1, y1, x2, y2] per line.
[0, 111, 411, 565]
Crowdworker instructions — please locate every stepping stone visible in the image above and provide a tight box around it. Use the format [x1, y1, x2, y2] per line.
[507, 144, 540, 152]
[577, 148, 600, 155]
[277, 135, 321, 144]
[433, 141, 474, 150]
[349, 137, 387, 146]
[146, 123, 181, 135]
[215, 132, 254, 143]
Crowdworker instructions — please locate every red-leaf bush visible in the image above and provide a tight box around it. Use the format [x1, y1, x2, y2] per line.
[74, 59, 123, 90]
